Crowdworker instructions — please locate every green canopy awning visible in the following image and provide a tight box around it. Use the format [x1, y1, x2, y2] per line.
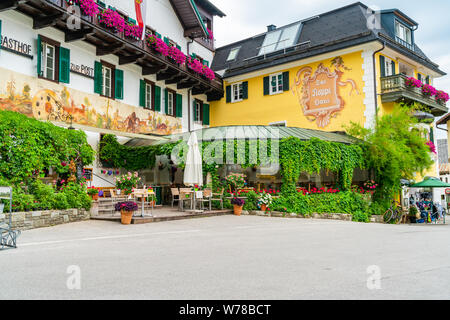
[410, 177, 450, 188]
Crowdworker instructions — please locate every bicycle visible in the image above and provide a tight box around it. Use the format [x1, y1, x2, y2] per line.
[383, 200, 404, 224]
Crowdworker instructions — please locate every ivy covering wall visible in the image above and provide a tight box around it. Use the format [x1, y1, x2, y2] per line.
[99, 134, 364, 193]
[0, 111, 95, 183]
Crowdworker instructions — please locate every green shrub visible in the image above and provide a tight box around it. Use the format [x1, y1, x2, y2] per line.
[352, 210, 370, 223]
[271, 191, 370, 216]
[52, 193, 69, 210]
[243, 191, 258, 211]
[61, 182, 92, 210]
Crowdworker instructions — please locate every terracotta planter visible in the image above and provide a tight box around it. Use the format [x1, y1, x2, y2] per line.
[233, 205, 243, 216]
[120, 210, 133, 225]
[90, 194, 99, 201]
[260, 204, 267, 212]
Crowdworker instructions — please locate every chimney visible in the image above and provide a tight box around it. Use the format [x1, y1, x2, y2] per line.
[267, 24, 276, 32]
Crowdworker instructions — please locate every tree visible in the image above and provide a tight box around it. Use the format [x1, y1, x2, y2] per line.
[347, 105, 433, 202]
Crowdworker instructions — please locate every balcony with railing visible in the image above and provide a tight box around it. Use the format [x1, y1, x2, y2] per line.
[1, 0, 223, 101]
[380, 74, 448, 116]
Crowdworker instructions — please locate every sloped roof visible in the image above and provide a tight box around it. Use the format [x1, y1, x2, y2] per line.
[125, 126, 358, 147]
[194, 0, 226, 17]
[212, 2, 445, 78]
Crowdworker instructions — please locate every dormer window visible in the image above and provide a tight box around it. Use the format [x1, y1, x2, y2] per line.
[395, 21, 412, 45]
[227, 47, 240, 61]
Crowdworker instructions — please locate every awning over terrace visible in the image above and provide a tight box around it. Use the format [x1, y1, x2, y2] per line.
[124, 126, 358, 147]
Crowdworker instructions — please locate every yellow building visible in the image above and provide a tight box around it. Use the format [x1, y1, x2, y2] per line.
[210, 2, 447, 179]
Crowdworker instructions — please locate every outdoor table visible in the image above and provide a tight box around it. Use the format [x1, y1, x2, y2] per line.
[133, 190, 155, 217]
[182, 189, 204, 213]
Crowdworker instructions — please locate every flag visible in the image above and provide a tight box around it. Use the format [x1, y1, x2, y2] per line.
[135, 0, 147, 40]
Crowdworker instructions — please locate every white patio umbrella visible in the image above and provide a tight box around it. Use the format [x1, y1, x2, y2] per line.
[183, 131, 203, 187]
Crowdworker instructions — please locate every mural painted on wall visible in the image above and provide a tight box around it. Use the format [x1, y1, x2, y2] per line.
[0, 67, 182, 135]
[291, 57, 360, 128]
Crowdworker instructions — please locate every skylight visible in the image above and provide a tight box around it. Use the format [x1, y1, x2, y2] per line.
[227, 47, 241, 61]
[258, 23, 302, 56]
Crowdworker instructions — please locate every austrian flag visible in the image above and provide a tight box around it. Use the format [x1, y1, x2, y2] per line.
[135, 0, 147, 40]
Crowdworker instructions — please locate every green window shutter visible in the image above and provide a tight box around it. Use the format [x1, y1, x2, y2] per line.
[59, 47, 70, 84]
[115, 69, 124, 100]
[242, 81, 248, 100]
[154, 85, 161, 111]
[418, 74, 422, 82]
[155, 32, 162, 39]
[226, 85, 231, 103]
[164, 88, 169, 114]
[176, 45, 181, 50]
[283, 71, 290, 91]
[426, 76, 430, 85]
[37, 35, 42, 76]
[97, 1, 106, 8]
[203, 60, 209, 67]
[0, 20, 2, 53]
[379, 55, 386, 77]
[202, 103, 210, 125]
[191, 53, 197, 60]
[391, 61, 396, 75]
[263, 76, 270, 95]
[139, 80, 146, 107]
[176, 94, 183, 118]
[430, 128, 434, 143]
[193, 100, 198, 122]
[94, 61, 103, 94]
[163, 37, 170, 45]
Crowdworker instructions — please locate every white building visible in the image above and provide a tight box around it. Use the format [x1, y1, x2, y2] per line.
[0, 0, 225, 187]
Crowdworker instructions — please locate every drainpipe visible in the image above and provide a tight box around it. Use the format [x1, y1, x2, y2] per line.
[372, 40, 385, 120]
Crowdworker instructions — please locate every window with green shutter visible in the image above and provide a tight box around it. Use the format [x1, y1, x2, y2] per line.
[59, 47, 70, 84]
[226, 85, 231, 103]
[202, 103, 210, 125]
[154, 86, 161, 111]
[139, 80, 146, 107]
[283, 71, 289, 91]
[115, 69, 124, 100]
[263, 76, 270, 95]
[164, 88, 169, 114]
[37, 35, 42, 77]
[176, 94, 183, 118]
[94, 61, 103, 94]
[379, 55, 386, 77]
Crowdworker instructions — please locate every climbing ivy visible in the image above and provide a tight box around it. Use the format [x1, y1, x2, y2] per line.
[0, 110, 94, 183]
[279, 137, 365, 194]
[100, 134, 363, 194]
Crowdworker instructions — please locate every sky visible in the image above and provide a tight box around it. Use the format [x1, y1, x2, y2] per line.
[211, 0, 450, 138]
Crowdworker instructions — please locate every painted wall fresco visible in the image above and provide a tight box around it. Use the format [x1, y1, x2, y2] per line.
[291, 57, 360, 128]
[0, 67, 182, 135]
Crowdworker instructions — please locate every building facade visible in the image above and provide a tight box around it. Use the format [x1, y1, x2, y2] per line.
[209, 2, 448, 193]
[0, 0, 224, 187]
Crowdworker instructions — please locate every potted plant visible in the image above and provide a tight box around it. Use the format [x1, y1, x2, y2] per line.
[87, 186, 99, 200]
[116, 172, 141, 195]
[115, 201, 139, 225]
[231, 197, 245, 216]
[258, 192, 273, 212]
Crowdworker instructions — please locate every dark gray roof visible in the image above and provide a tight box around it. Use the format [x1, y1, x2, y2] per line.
[212, 2, 445, 78]
[125, 126, 358, 147]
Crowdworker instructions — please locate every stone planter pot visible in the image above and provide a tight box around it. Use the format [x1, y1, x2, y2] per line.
[233, 205, 243, 216]
[120, 210, 133, 225]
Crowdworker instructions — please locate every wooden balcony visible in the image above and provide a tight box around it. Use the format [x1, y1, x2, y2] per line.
[380, 74, 447, 116]
[1, 0, 223, 101]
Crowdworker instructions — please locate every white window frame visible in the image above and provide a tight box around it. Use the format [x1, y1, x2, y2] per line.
[231, 82, 243, 103]
[145, 83, 152, 109]
[395, 21, 412, 45]
[41, 42, 56, 81]
[167, 91, 174, 116]
[384, 57, 394, 77]
[269, 72, 283, 95]
[195, 101, 202, 123]
[102, 65, 112, 98]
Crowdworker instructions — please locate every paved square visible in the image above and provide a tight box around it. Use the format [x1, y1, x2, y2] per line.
[1, 216, 449, 299]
